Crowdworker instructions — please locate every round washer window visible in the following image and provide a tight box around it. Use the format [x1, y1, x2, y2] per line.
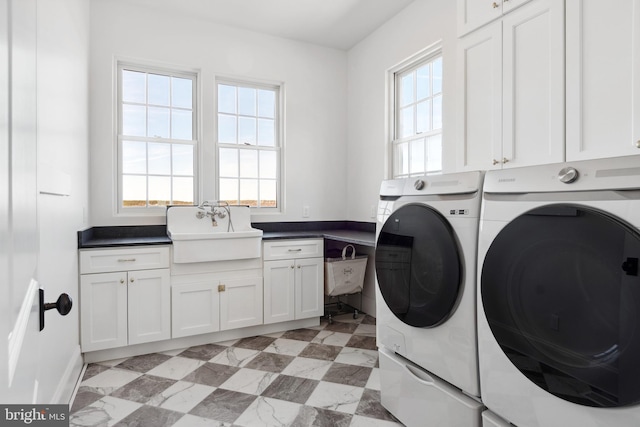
[375, 203, 462, 328]
[481, 204, 640, 408]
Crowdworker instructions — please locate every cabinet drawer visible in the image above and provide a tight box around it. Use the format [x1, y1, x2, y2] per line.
[80, 246, 170, 274]
[263, 239, 323, 261]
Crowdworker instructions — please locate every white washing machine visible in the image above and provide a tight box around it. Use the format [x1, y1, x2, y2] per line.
[375, 171, 484, 426]
[478, 155, 640, 427]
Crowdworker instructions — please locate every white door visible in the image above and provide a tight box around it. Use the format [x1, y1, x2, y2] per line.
[1, 0, 41, 404]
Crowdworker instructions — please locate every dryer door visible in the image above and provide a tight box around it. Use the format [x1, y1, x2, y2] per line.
[481, 204, 640, 408]
[375, 203, 461, 328]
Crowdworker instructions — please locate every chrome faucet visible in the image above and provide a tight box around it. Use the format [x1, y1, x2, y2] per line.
[195, 201, 231, 228]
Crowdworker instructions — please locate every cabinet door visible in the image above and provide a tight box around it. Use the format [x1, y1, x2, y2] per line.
[457, 0, 533, 36]
[80, 272, 127, 352]
[501, 0, 565, 168]
[264, 260, 295, 324]
[295, 258, 324, 320]
[457, 22, 503, 171]
[172, 280, 220, 338]
[566, 0, 640, 160]
[127, 268, 170, 345]
[220, 276, 263, 331]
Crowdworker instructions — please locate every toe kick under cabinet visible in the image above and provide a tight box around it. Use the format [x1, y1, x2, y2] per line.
[79, 246, 171, 352]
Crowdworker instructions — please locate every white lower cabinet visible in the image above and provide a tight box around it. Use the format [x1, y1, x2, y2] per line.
[263, 239, 324, 325]
[79, 246, 171, 352]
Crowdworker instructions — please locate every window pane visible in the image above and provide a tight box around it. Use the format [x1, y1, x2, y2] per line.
[260, 180, 277, 207]
[258, 89, 275, 118]
[433, 57, 443, 95]
[148, 143, 170, 175]
[395, 142, 409, 176]
[148, 106, 170, 138]
[218, 84, 236, 114]
[427, 135, 442, 173]
[122, 175, 146, 207]
[122, 104, 146, 137]
[410, 138, 425, 174]
[400, 106, 414, 138]
[416, 101, 430, 134]
[238, 117, 256, 145]
[401, 73, 414, 106]
[172, 109, 192, 140]
[173, 144, 193, 176]
[149, 176, 170, 206]
[219, 148, 238, 177]
[260, 151, 277, 179]
[433, 95, 443, 130]
[417, 65, 430, 100]
[240, 179, 258, 206]
[238, 87, 256, 116]
[257, 119, 274, 146]
[172, 77, 192, 108]
[148, 74, 170, 106]
[220, 178, 238, 203]
[218, 114, 237, 143]
[122, 70, 146, 104]
[240, 149, 258, 178]
[172, 177, 193, 205]
[122, 141, 146, 174]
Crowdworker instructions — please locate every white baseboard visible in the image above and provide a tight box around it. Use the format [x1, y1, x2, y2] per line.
[51, 345, 83, 404]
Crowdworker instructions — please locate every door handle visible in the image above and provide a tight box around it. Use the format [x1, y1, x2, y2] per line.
[39, 290, 73, 331]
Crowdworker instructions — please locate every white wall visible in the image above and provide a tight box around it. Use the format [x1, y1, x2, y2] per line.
[36, 0, 89, 402]
[346, 0, 457, 222]
[89, 0, 349, 226]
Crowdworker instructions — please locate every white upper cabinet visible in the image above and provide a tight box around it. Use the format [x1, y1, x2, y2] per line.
[566, 0, 640, 160]
[457, 0, 533, 36]
[457, 0, 565, 171]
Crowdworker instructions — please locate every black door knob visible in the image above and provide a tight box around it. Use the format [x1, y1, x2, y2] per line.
[39, 290, 73, 331]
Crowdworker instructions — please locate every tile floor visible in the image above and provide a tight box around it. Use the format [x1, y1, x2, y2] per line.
[69, 312, 403, 427]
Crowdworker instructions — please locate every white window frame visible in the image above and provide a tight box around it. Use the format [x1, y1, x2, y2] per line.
[116, 61, 199, 215]
[215, 77, 283, 212]
[388, 43, 443, 179]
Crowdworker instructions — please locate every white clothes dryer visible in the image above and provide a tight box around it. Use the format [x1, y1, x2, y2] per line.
[375, 171, 484, 399]
[478, 156, 640, 427]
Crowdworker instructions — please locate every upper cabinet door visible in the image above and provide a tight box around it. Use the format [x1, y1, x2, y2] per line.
[457, 0, 533, 36]
[501, 0, 565, 168]
[566, 0, 640, 160]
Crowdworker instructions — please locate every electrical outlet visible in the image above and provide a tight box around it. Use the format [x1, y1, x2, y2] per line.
[303, 205, 310, 218]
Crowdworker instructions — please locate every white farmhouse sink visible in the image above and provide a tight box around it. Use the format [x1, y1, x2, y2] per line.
[167, 205, 262, 263]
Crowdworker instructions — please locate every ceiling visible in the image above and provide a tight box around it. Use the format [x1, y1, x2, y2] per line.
[121, 0, 415, 50]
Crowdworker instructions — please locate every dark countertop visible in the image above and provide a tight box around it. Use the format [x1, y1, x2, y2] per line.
[79, 221, 375, 249]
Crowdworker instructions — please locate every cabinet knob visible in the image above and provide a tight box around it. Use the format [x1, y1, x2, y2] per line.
[218, 284, 226, 292]
[130, 278, 134, 283]
[492, 159, 500, 165]
[297, 265, 301, 269]
[636, 140, 640, 148]
[492, 2, 500, 8]
[291, 265, 295, 269]
[120, 278, 125, 284]
[502, 157, 510, 164]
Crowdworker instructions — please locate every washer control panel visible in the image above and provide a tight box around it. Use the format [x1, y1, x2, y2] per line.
[558, 167, 579, 184]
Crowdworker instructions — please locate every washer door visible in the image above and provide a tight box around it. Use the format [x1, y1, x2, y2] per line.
[482, 204, 640, 408]
[375, 203, 461, 328]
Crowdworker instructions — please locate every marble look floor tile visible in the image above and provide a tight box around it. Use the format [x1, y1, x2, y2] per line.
[311, 330, 352, 347]
[322, 363, 372, 387]
[233, 336, 277, 351]
[70, 396, 142, 427]
[349, 414, 404, 426]
[261, 331, 285, 338]
[244, 352, 294, 373]
[189, 388, 257, 423]
[146, 356, 205, 380]
[113, 405, 183, 427]
[179, 343, 227, 361]
[80, 368, 142, 395]
[346, 335, 377, 350]
[215, 338, 239, 347]
[263, 338, 309, 356]
[171, 413, 231, 427]
[70, 390, 103, 413]
[219, 368, 278, 395]
[298, 343, 343, 361]
[115, 353, 172, 373]
[323, 321, 358, 334]
[305, 381, 364, 414]
[330, 313, 363, 324]
[353, 323, 377, 337]
[147, 381, 215, 413]
[280, 357, 333, 380]
[280, 328, 320, 342]
[260, 375, 319, 404]
[234, 396, 303, 427]
[365, 368, 380, 391]
[209, 347, 260, 368]
[160, 347, 189, 357]
[360, 315, 377, 325]
[354, 389, 397, 422]
[292, 405, 352, 427]
[81, 364, 109, 381]
[97, 357, 130, 367]
[334, 348, 379, 368]
[111, 374, 176, 404]
[182, 362, 240, 387]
